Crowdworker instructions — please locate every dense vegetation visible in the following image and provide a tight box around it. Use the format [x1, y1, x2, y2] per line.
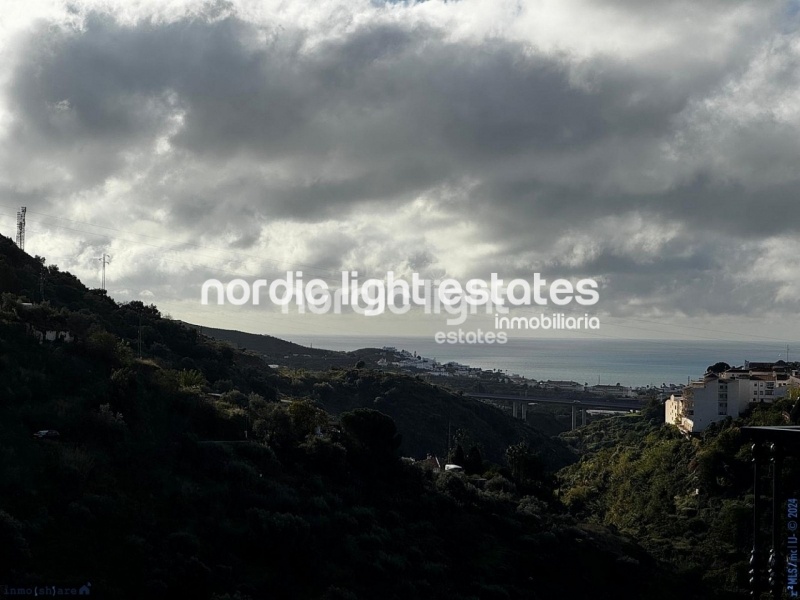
[558, 397, 800, 597]
[0, 233, 768, 598]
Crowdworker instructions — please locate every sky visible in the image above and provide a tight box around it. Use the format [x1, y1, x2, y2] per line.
[1, 0, 800, 344]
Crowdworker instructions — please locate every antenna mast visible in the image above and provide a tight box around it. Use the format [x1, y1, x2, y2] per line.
[16, 207, 26, 250]
[97, 254, 110, 291]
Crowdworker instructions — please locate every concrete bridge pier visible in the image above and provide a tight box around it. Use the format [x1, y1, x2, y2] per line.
[570, 404, 588, 430]
[512, 401, 528, 420]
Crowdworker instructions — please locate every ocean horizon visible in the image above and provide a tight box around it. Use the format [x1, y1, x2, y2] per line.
[284, 335, 798, 388]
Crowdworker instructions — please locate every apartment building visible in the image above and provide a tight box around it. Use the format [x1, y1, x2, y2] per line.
[665, 362, 799, 433]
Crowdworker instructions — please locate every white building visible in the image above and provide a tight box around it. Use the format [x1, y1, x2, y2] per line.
[540, 380, 585, 392]
[589, 384, 635, 398]
[666, 363, 799, 433]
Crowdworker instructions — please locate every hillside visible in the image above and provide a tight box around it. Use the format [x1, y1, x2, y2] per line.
[186, 322, 347, 363]
[0, 234, 703, 599]
[286, 369, 575, 467]
[557, 398, 800, 597]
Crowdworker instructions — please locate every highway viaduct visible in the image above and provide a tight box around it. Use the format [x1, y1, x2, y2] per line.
[465, 392, 644, 429]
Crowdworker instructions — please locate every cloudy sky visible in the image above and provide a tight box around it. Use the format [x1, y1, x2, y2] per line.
[1, 0, 799, 343]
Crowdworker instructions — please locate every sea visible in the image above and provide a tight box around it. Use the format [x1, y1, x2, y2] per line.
[284, 335, 798, 389]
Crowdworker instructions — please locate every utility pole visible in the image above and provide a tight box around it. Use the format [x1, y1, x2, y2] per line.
[447, 420, 452, 456]
[96, 254, 110, 291]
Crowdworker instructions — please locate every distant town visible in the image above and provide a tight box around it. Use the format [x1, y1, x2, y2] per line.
[367, 347, 800, 436]
[374, 346, 681, 400]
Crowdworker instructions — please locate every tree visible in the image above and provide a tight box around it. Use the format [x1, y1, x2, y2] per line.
[448, 444, 465, 467]
[340, 409, 401, 469]
[505, 442, 544, 484]
[253, 404, 294, 448]
[789, 388, 800, 424]
[178, 369, 206, 390]
[464, 446, 483, 475]
[0, 257, 18, 293]
[221, 390, 249, 408]
[707, 362, 731, 375]
[288, 399, 327, 438]
[86, 327, 119, 362]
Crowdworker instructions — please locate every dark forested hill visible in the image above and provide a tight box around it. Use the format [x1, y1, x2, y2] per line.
[186, 322, 341, 360]
[0, 234, 704, 599]
[290, 368, 575, 467]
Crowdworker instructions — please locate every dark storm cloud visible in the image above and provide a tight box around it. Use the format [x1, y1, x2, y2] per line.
[8, 13, 705, 216]
[3, 1, 798, 321]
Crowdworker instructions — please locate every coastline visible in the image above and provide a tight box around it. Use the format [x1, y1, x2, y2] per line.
[284, 335, 797, 389]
